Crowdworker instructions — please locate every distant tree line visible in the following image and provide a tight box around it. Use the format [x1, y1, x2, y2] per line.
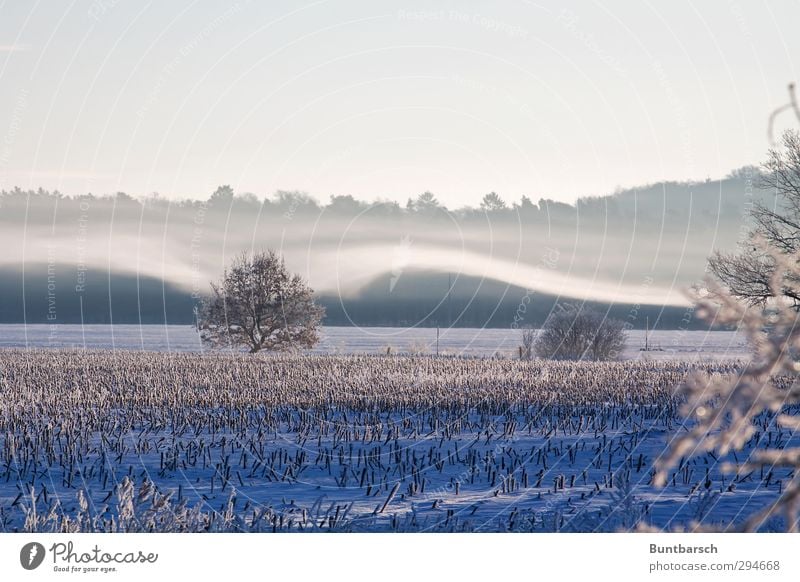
[0, 166, 771, 226]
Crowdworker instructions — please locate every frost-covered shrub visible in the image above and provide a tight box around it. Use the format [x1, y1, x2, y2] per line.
[654, 244, 800, 532]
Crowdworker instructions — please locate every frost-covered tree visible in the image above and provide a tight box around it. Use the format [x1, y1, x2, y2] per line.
[655, 243, 800, 532]
[709, 130, 800, 307]
[199, 250, 324, 353]
[534, 305, 626, 361]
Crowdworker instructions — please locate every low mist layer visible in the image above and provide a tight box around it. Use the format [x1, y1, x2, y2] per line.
[0, 169, 764, 326]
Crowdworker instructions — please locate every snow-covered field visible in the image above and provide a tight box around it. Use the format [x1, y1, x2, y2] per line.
[1, 350, 794, 532]
[0, 324, 750, 360]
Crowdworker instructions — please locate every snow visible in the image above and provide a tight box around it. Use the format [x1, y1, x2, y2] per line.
[0, 347, 791, 533]
[0, 324, 750, 360]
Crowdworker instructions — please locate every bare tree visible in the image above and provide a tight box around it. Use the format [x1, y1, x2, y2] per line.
[652, 133, 800, 531]
[519, 326, 535, 360]
[199, 250, 324, 353]
[709, 130, 800, 307]
[534, 305, 626, 361]
[587, 313, 627, 361]
[535, 307, 585, 360]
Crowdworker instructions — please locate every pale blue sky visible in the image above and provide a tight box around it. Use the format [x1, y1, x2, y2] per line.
[0, 0, 798, 206]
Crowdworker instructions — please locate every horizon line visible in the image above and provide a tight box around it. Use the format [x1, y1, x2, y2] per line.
[0, 162, 764, 209]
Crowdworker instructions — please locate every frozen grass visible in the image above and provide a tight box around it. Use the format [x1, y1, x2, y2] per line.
[0, 351, 795, 532]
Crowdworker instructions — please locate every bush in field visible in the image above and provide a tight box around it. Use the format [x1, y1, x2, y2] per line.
[199, 250, 324, 353]
[534, 305, 626, 361]
[519, 326, 535, 360]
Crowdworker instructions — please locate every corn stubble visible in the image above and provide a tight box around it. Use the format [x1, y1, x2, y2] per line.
[0, 351, 795, 532]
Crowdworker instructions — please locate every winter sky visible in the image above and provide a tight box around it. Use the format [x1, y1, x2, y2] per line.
[0, 0, 798, 207]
